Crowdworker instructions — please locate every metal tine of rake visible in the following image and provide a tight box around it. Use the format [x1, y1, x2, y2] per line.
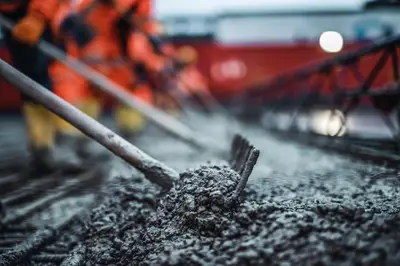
[233, 136, 249, 172]
[229, 135, 241, 166]
[232, 136, 246, 172]
[233, 147, 260, 199]
[231, 134, 255, 176]
[238, 143, 253, 176]
[229, 135, 244, 171]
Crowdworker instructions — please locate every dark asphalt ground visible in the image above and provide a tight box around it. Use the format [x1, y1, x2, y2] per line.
[1, 112, 400, 265]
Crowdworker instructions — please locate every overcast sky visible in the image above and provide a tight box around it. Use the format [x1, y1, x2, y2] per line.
[154, 0, 367, 17]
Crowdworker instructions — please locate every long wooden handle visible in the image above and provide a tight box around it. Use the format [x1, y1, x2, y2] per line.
[0, 58, 178, 190]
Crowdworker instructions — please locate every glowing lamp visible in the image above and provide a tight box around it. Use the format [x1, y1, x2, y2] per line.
[319, 31, 344, 53]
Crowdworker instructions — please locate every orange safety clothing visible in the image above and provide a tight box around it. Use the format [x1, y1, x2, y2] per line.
[50, 1, 158, 105]
[0, 0, 59, 22]
[128, 31, 168, 73]
[144, 19, 176, 58]
[134, 83, 153, 104]
[59, 0, 124, 58]
[12, 12, 46, 45]
[49, 0, 163, 112]
[1, 0, 59, 45]
[50, 53, 137, 105]
[50, 0, 131, 99]
[116, 0, 154, 34]
[50, 0, 71, 39]
[113, 0, 143, 14]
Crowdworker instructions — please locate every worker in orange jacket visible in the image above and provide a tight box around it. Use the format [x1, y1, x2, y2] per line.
[175, 45, 212, 110]
[49, 0, 172, 157]
[151, 44, 212, 115]
[137, 20, 185, 116]
[0, 0, 84, 174]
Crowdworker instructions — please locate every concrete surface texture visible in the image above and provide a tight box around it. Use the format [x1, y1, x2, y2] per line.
[1, 113, 400, 265]
[81, 114, 400, 266]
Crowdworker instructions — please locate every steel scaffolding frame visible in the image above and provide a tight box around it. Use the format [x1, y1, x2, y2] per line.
[240, 35, 400, 162]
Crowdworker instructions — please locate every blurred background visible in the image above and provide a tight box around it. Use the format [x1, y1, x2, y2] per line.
[1, 0, 399, 110]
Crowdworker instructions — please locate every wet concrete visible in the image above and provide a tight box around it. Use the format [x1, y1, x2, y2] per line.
[2, 113, 400, 265]
[76, 113, 400, 266]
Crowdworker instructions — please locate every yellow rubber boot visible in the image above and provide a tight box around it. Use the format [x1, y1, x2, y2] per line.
[22, 103, 57, 174]
[23, 103, 86, 174]
[114, 104, 147, 140]
[23, 103, 55, 149]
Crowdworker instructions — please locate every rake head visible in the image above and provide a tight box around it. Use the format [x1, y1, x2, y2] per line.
[228, 134, 260, 198]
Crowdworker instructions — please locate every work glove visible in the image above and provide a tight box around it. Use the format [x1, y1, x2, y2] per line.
[60, 14, 95, 47]
[12, 12, 46, 45]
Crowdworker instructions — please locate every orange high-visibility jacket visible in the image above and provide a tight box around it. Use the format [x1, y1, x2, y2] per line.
[51, 0, 156, 104]
[128, 30, 168, 73]
[52, 0, 155, 61]
[0, 0, 59, 21]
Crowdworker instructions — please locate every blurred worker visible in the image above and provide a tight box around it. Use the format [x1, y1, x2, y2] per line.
[174, 45, 212, 111]
[137, 20, 184, 116]
[0, 0, 84, 174]
[50, 0, 172, 156]
[127, 20, 182, 115]
[143, 23, 216, 116]
[147, 20, 176, 58]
